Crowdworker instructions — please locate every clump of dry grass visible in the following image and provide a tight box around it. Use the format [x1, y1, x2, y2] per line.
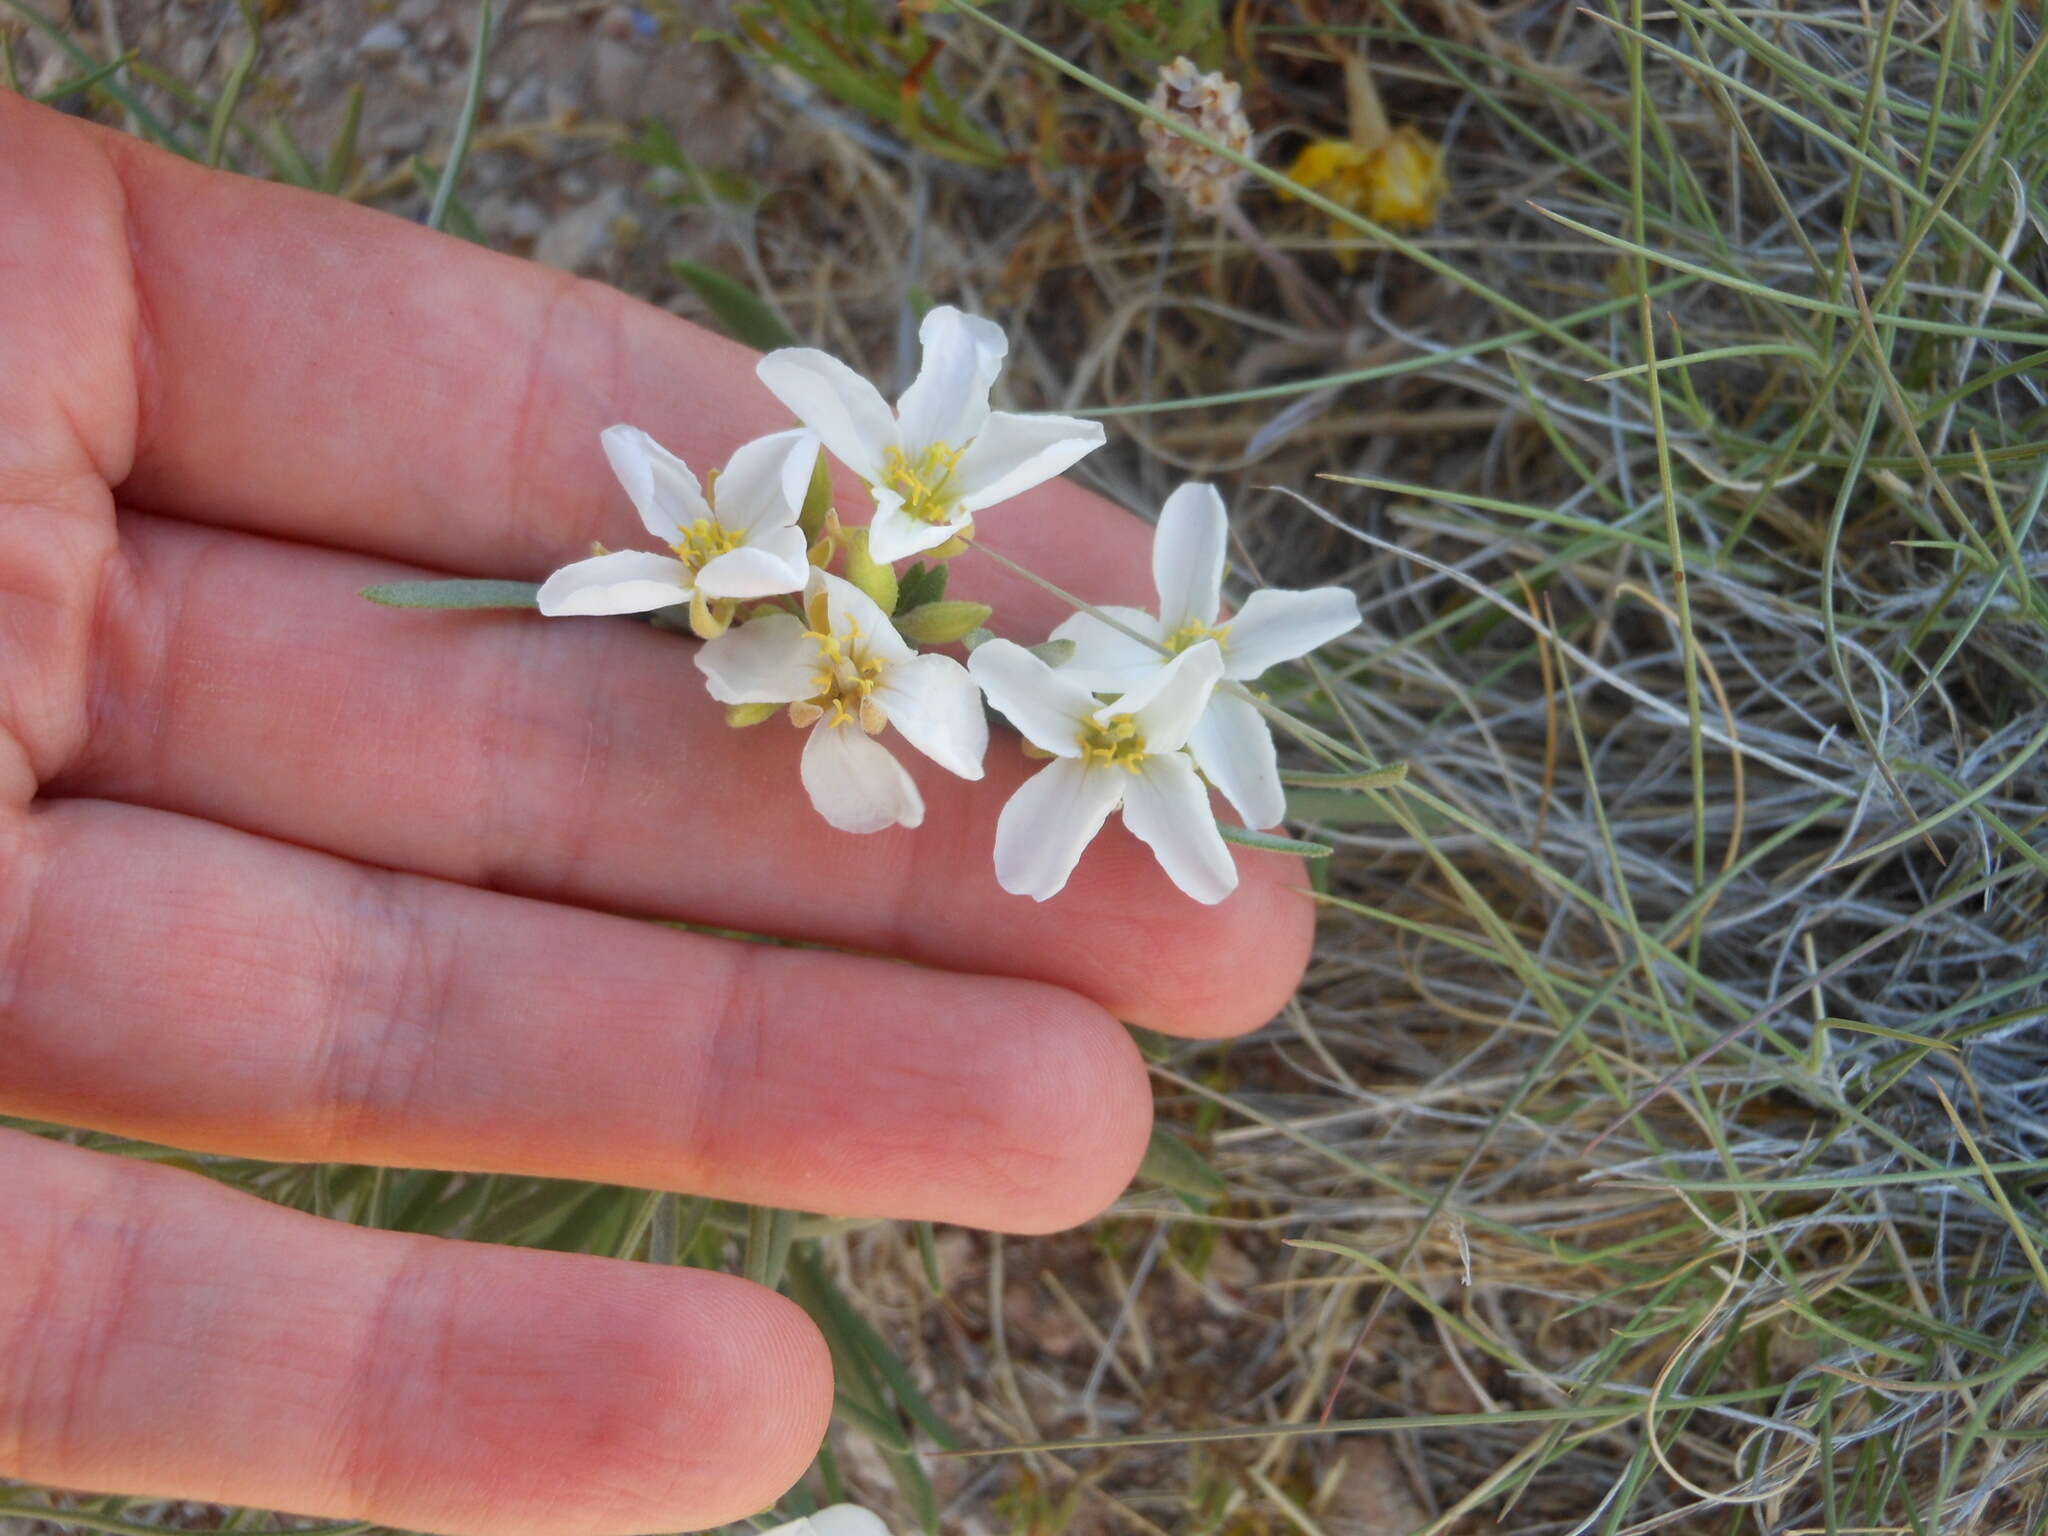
[5, 2, 2046, 1536]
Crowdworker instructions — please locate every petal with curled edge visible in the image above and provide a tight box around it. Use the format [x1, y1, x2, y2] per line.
[895, 307, 1006, 456]
[950, 410, 1105, 515]
[1188, 688, 1284, 830]
[694, 612, 816, 704]
[600, 424, 712, 545]
[866, 490, 967, 565]
[1049, 605, 1169, 694]
[877, 652, 987, 780]
[801, 721, 925, 834]
[693, 527, 812, 600]
[992, 756, 1126, 901]
[968, 638, 1100, 758]
[537, 549, 692, 616]
[713, 428, 819, 536]
[1152, 481, 1228, 632]
[1122, 751, 1239, 905]
[1221, 585, 1361, 679]
[756, 348, 896, 484]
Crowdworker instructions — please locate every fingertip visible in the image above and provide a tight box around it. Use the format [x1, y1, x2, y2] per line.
[975, 982, 1154, 1234]
[626, 1271, 836, 1531]
[347, 1248, 834, 1536]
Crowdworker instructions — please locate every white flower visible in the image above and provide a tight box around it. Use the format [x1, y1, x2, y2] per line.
[1049, 482, 1360, 831]
[538, 426, 818, 620]
[759, 1507, 890, 1536]
[696, 568, 987, 834]
[755, 306, 1106, 565]
[969, 637, 1237, 905]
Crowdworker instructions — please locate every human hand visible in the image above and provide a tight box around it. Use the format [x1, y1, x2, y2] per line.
[0, 94, 1312, 1536]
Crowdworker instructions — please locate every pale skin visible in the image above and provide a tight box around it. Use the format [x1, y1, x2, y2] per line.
[0, 95, 1314, 1536]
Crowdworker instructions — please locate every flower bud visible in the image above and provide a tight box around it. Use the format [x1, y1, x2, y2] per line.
[894, 600, 994, 646]
[843, 527, 900, 614]
[724, 701, 779, 727]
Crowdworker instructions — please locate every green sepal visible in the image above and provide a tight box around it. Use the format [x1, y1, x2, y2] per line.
[1028, 637, 1076, 668]
[725, 701, 780, 727]
[1138, 1124, 1227, 1204]
[962, 627, 996, 651]
[1218, 823, 1333, 858]
[895, 561, 949, 611]
[843, 527, 899, 614]
[361, 579, 540, 610]
[894, 600, 993, 646]
[799, 448, 835, 539]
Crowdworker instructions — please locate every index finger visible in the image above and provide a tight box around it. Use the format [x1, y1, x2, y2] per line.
[52, 102, 1154, 631]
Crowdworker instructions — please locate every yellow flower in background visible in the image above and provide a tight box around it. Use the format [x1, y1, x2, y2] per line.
[1286, 123, 1446, 244]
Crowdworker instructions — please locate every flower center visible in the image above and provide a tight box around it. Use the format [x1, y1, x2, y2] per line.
[1164, 619, 1230, 654]
[1078, 712, 1148, 773]
[793, 596, 888, 733]
[881, 442, 966, 525]
[670, 517, 741, 573]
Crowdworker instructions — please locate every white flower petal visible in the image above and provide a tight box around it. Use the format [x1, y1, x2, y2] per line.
[878, 653, 987, 780]
[1221, 585, 1362, 678]
[537, 550, 692, 616]
[713, 428, 818, 536]
[896, 307, 1007, 454]
[992, 756, 1126, 901]
[1121, 751, 1239, 904]
[865, 492, 967, 564]
[1152, 481, 1228, 631]
[693, 527, 811, 599]
[950, 410, 1106, 515]
[693, 612, 816, 704]
[1107, 640, 1222, 753]
[1049, 606, 1169, 693]
[600, 424, 711, 544]
[1189, 688, 1285, 830]
[757, 1508, 893, 1536]
[756, 348, 896, 484]
[968, 638, 1098, 756]
[813, 568, 913, 666]
[802, 720, 924, 834]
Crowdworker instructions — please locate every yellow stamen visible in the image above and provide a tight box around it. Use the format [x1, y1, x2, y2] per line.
[1164, 619, 1231, 655]
[1078, 712, 1148, 773]
[671, 517, 742, 572]
[797, 607, 889, 732]
[881, 442, 967, 526]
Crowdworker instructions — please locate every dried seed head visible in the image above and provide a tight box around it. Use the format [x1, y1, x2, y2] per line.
[1140, 56, 1253, 219]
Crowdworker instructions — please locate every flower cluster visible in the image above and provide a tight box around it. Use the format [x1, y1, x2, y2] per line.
[1140, 56, 1252, 218]
[531, 307, 1361, 904]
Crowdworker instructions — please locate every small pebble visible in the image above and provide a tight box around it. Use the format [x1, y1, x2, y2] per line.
[504, 75, 548, 121]
[534, 187, 630, 273]
[357, 21, 410, 61]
